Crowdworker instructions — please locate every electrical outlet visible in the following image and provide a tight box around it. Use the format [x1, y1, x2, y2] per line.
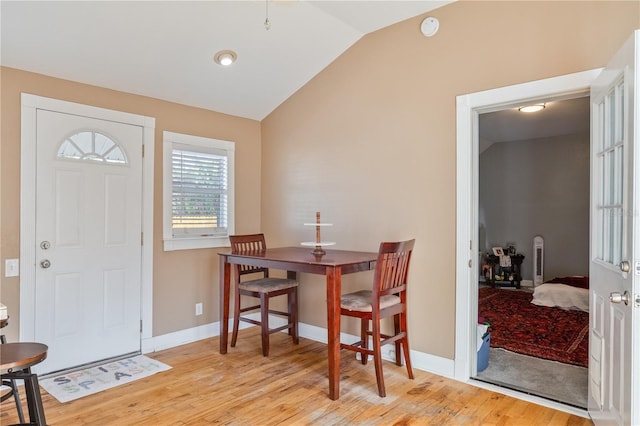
[195, 302, 203, 316]
[5, 259, 19, 277]
[387, 348, 396, 361]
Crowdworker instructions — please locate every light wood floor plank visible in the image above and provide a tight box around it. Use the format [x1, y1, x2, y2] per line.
[1, 328, 592, 425]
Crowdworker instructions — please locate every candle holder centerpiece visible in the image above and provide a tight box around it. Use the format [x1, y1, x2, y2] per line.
[301, 211, 335, 256]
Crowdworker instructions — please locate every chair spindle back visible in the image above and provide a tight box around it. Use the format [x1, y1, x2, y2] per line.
[375, 240, 415, 296]
[229, 233, 269, 277]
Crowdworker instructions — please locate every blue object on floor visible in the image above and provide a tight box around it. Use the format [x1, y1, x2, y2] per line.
[477, 333, 491, 372]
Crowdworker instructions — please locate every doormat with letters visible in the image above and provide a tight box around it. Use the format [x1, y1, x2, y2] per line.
[39, 355, 171, 403]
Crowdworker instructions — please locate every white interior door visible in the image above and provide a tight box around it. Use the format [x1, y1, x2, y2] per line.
[35, 109, 143, 374]
[588, 30, 638, 425]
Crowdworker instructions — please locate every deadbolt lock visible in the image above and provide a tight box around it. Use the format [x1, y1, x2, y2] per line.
[620, 261, 630, 273]
[610, 290, 630, 305]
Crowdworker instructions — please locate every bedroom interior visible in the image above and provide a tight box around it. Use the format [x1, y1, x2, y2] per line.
[474, 96, 590, 408]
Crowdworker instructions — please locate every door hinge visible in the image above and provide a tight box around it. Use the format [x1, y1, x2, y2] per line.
[140, 320, 143, 332]
[142, 144, 145, 158]
[141, 232, 144, 245]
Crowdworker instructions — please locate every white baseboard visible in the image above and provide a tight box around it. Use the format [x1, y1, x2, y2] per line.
[142, 317, 455, 379]
[298, 321, 455, 377]
[520, 279, 534, 287]
[141, 322, 219, 353]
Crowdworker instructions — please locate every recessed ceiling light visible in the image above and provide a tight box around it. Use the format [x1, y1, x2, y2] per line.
[518, 103, 545, 113]
[214, 50, 237, 66]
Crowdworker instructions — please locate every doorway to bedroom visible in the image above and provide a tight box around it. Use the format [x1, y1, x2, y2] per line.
[473, 95, 590, 408]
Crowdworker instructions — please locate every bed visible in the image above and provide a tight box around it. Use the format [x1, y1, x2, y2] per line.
[531, 276, 589, 312]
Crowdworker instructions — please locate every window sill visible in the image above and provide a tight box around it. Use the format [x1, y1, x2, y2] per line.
[163, 236, 230, 251]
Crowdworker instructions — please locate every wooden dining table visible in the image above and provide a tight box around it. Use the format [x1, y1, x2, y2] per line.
[218, 246, 378, 400]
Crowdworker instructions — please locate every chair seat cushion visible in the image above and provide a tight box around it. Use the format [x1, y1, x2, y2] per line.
[340, 290, 400, 312]
[239, 277, 298, 293]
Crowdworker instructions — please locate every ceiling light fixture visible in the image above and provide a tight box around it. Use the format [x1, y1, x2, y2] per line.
[214, 50, 237, 66]
[518, 103, 546, 113]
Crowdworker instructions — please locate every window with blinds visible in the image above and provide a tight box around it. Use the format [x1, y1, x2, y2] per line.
[171, 146, 228, 236]
[163, 132, 234, 251]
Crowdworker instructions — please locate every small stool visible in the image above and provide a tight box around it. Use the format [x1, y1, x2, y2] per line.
[1, 317, 25, 424]
[1, 342, 48, 426]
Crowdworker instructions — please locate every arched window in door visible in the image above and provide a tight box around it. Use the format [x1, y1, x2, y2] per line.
[57, 130, 127, 164]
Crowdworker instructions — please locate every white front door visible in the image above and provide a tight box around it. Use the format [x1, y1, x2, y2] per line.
[588, 30, 639, 425]
[34, 109, 143, 374]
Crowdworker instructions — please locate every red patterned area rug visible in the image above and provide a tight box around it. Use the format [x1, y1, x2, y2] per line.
[478, 287, 588, 367]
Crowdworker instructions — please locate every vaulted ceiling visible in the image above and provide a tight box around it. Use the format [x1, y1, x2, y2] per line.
[2, 1, 590, 140]
[1, 0, 451, 120]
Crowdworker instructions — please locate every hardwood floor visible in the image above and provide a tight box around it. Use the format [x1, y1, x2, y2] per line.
[1, 328, 592, 425]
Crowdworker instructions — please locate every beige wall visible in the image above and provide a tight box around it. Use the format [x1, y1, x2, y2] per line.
[261, 1, 639, 359]
[1, 1, 638, 361]
[0, 67, 262, 341]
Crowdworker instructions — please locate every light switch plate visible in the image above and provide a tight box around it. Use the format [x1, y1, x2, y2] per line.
[5, 259, 19, 277]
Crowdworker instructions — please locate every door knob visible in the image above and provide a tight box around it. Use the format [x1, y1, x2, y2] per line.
[610, 290, 630, 305]
[40, 259, 51, 269]
[620, 261, 630, 273]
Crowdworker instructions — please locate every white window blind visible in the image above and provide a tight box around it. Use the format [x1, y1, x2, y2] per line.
[163, 131, 234, 251]
[172, 145, 228, 237]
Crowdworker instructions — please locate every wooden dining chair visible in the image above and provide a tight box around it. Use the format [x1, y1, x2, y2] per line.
[229, 234, 299, 356]
[340, 239, 415, 397]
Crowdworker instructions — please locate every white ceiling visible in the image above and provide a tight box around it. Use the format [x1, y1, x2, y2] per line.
[1, 0, 452, 121]
[2, 1, 590, 139]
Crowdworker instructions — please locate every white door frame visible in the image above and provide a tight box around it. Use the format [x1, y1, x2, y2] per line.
[20, 94, 155, 343]
[454, 70, 601, 381]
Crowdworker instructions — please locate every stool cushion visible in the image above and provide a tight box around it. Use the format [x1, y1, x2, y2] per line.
[239, 278, 298, 293]
[340, 290, 400, 312]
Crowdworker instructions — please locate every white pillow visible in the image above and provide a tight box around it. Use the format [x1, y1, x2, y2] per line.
[531, 283, 589, 312]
